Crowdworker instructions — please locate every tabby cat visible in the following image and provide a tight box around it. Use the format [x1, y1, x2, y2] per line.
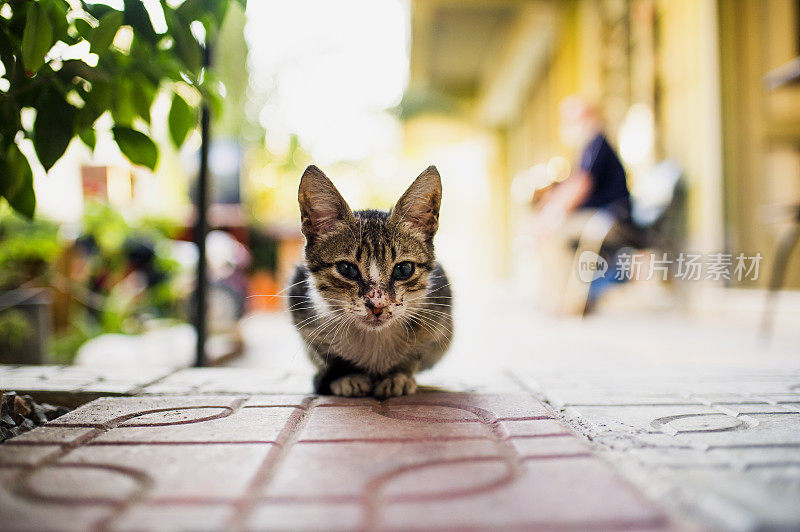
[289, 165, 453, 398]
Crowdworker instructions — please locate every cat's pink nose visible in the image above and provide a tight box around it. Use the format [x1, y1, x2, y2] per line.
[365, 298, 386, 316]
[365, 289, 387, 317]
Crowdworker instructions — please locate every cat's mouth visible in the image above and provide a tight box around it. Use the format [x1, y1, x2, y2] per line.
[360, 312, 392, 327]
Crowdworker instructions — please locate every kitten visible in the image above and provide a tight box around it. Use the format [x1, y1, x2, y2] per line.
[289, 165, 453, 398]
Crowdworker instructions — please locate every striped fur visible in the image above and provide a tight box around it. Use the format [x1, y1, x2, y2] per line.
[289, 166, 453, 398]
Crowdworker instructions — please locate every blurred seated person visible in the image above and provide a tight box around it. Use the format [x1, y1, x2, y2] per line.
[534, 96, 631, 314]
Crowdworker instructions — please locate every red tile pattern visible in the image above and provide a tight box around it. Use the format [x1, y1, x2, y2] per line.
[0, 393, 672, 531]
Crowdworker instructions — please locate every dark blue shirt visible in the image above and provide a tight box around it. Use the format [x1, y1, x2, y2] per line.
[579, 134, 631, 219]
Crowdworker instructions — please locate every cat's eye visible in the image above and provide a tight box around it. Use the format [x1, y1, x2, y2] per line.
[336, 261, 360, 280]
[392, 261, 415, 280]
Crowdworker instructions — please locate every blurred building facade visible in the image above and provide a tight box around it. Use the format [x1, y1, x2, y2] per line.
[407, 0, 800, 297]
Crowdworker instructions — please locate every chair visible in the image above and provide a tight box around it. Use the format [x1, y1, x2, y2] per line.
[563, 160, 685, 315]
[760, 204, 800, 339]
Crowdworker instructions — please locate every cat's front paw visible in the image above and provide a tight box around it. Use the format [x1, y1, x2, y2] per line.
[374, 373, 417, 398]
[330, 374, 373, 397]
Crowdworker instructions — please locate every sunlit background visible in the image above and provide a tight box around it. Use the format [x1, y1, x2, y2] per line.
[2, 0, 799, 368]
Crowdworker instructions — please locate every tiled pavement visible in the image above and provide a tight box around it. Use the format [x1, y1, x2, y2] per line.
[0, 365, 174, 406]
[518, 368, 800, 531]
[0, 388, 672, 531]
[3, 365, 800, 530]
[2, 303, 800, 531]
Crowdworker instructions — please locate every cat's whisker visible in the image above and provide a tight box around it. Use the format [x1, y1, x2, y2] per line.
[413, 307, 454, 317]
[403, 283, 453, 304]
[325, 314, 353, 361]
[297, 308, 345, 327]
[245, 278, 308, 300]
[295, 309, 345, 331]
[406, 309, 453, 336]
[288, 164, 453, 396]
[306, 312, 348, 345]
[410, 317, 440, 339]
[247, 294, 309, 299]
[288, 301, 347, 311]
[416, 302, 454, 309]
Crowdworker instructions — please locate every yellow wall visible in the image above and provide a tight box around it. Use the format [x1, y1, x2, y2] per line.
[657, 0, 725, 254]
[719, 0, 800, 288]
[504, 0, 800, 289]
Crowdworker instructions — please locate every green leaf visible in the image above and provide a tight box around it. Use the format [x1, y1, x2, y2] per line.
[123, 0, 156, 43]
[84, 3, 115, 20]
[33, 88, 76, 171]
[21, 2, 54, 73]
[168, 92, 195, 147]
[1, 144, 36, 218]
[0, 144, 25, 200]
[7, 178, 36, 218]
[0, 101, 21, 143]
[113, 126, 158, 170]
[79, 129, 96, 152]
[112, 80, 135, 126]
[131, 75, 155, 124]
[90, 11, 123, 54]
[175, 0, 208, 21]
[73, 19, 93, 39]
[48, 0, 70, 42]
[167, 11, 202, 74]
[0, 28, 15, 76]
[76, 81, 111, 130]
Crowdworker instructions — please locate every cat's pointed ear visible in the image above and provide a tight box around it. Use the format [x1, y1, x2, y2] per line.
[298, 165, 354, 243]
[391, 165, 442, 240]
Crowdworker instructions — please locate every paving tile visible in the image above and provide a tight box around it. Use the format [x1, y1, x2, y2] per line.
[711, 403, 798, 415]
[628, 447, 732, 468]
[681, 413, 800, 447]
[533, 368, 800, 530]
[315, 396, 376, 407]
[773, 401, 800, 413]
[509, 433, 593, 458]
[1, 365, 173, 398]
[298, 405, 490, 442]
[0, 469, 114, 531]
[388, 392, 553, 420]
[547, 391, 699, 409]
[0, 391, 673, 530]
[629, 433, 698, 449]
[21, 463, 143, 502]
[92, 406, 297, 443]
[242, 395, 310, 408]
[501, 418, 573, 437]
[690, 393, 768, 405]
[63, 443, 273, 501]
[418, 369, 524, 394]
[0, 445, 62, 466]
[77, 382, 140, 394]
[264, 439, 501, 499]
[566, 404, 728, 435]
[708, 446, 800, 469]
[756, 396, 800, 413]
[139, 368, 314, 395]
[49, 396, 242, 427]
[110, 504, 234, 531]
[658, 467, 800, 529]
[245, 502, 361, 531]
[381, 457, 510, 500]
[2, 426, 95, 445]
[752, 393, 800, 403]
[377, 456, 668, 530]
